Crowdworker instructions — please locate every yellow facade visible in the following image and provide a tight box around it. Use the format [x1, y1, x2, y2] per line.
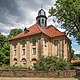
[10, 33, 71, 67]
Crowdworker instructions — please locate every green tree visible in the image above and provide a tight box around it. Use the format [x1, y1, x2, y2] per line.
[33, 56, 70, 71]
[71, 49, 77, 60]
[8, 29, 22, 39]
[49, 0, 80, 44]
[0, 34, 10, 65]
[0, 34, 8, 49]
[1, 42, 10, 64]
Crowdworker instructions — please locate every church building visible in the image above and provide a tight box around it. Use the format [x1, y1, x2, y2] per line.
[9, 9, 71, 67]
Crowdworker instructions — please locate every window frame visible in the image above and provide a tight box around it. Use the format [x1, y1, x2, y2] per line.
[32, 37, 36, 46]
[22, 40, 25, 47]
[14, 42, 17, 48]
[22, 49, 25, 55]
[32, 48, 36, 55]
[14, 50, 16, 56]
[42, 19, 44, 24]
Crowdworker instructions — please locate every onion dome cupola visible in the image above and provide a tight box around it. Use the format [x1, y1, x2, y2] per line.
[36, 9, 47, 28]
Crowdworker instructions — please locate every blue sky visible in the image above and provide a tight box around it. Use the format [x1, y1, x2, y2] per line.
[0, 0, 80, 54]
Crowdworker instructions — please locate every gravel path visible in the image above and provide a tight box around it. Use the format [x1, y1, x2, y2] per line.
[0, 78, 79, 80]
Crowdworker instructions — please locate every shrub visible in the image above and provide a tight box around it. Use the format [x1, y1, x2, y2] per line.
[71, 62, 80, 66]
[33, 56, 71, 71]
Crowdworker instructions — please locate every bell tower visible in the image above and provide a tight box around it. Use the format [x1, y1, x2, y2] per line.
[36, 9, 47, 28]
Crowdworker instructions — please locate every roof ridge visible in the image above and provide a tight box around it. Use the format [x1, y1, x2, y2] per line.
[28, 23, 37, 29]
[36, 24, 42, 32]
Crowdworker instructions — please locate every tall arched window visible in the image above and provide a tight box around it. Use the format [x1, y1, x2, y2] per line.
[38, 19, 40, 24]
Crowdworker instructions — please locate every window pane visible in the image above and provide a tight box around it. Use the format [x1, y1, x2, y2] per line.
[14, 50, 16, 56]
[22, 40, 25, 47]
[38, 19, 40, 24]
[32, 48, 36, 55]
[14, 42, 17, 48]
[32, 38, 36, 46]
[42, 19, 44, 24]
[22, 49, 25, 55]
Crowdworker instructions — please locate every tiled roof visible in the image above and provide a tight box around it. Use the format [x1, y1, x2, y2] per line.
[71, 60, 80, 63]
[44, 25, 65, 37]
[9, 24, 65, 40]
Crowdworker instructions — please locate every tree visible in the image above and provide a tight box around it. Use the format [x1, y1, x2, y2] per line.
[0, 34, 8, 49]
[1, 42, 10, 64]
[71, 49, 77, 60]
[8, 29, 22, 39]
[33, 56, 70, 71]
[49, 0, 80, 44]
[0, 34, 10, 65]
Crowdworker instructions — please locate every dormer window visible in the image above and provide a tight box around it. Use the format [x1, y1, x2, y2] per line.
[24, 28, 29, 34]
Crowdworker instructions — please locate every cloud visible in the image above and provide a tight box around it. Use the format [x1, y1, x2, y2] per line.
[0, 0, 55, 35]
[74, 50, 80, 54]
[0, 0, 80, 53]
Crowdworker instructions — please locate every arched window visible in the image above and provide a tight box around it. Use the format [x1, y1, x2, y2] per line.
[32, 58, 37, 61]
[38, 19, 40, 24]
[14, 58, 17, 61]
[31, 58, 37, 66]
[13, 58, 17, 65]
[21, 58, 27, 66]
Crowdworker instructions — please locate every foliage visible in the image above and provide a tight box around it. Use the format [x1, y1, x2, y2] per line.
[0, 28, 22, 65]
[0, 34, 8, 49]
[8, 28, 22, 39]
[33, 56, 70, 71]
[49, 0, 80, 44]
[0, 34, 10, 65]
[71, 62, 80, 66]
[71, 49, 77, 60]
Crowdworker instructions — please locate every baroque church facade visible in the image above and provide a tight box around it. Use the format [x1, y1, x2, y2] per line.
[9, 9, 71, 67]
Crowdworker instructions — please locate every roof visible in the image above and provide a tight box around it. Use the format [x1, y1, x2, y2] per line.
[71, 60, 80, 63]
[44, 25, 65, 37]
[9, 24, 66, 40]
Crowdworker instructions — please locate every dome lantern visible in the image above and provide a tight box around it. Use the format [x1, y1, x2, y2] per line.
[36, 9, 47, 28]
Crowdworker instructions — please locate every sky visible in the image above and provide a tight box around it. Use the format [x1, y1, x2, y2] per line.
[0, 0, 80, 54]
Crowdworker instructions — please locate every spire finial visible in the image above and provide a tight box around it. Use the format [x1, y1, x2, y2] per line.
[41, 4, 42, 9]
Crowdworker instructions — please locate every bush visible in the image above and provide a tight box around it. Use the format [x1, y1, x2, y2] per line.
[71, 62, 80, 66]
[33, 56, 71, 71]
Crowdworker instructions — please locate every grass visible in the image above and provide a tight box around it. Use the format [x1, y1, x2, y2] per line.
[0, 64, 28, 69]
